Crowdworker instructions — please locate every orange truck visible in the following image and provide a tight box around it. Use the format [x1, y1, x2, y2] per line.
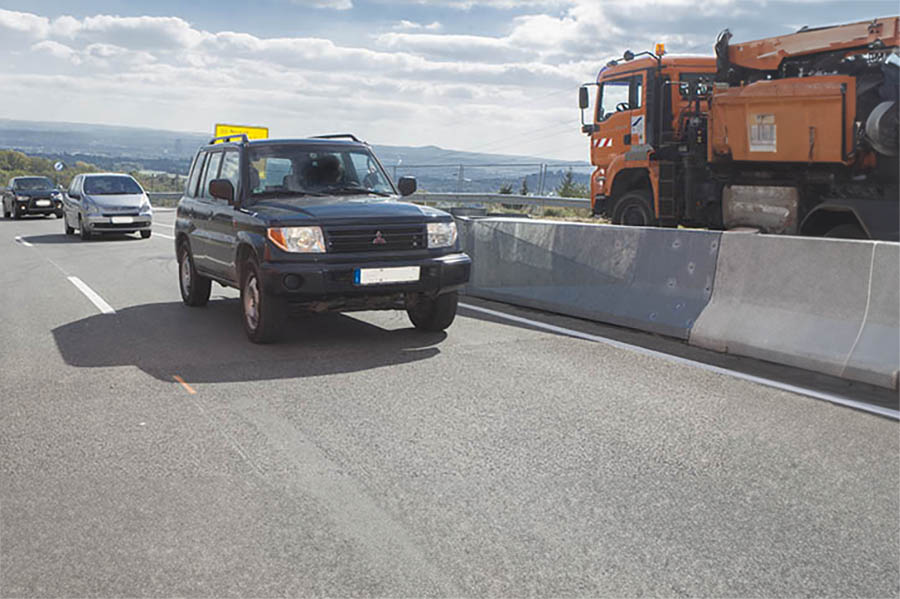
[578, 17, 899, 240]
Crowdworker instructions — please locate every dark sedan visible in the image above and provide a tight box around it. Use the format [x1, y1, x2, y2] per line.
[2, 176, 64, 219]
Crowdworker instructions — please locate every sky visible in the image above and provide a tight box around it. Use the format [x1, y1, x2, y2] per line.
[0, 0, 895, 161]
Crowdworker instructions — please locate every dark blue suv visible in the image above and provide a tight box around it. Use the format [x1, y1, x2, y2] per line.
[175, 134, 471, 343]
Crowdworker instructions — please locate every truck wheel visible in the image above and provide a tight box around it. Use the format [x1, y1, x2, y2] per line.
[241, 258, 286, 344]
[823, 223, 867, 239]
[178, 242, 211, 307]
[612, 190, 655, 226]
[407, 291, 459, 332]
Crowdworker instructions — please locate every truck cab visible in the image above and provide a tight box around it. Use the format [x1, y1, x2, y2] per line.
[580, 54, 717, 225]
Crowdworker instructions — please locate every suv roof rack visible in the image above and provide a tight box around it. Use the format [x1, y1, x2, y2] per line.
[208, 133, 249, 145]
[312, 133, 365, 143]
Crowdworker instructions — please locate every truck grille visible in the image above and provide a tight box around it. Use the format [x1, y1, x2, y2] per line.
[325, 224, 426, 253]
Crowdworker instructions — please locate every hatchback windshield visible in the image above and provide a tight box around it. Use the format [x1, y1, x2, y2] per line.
[247, 144, 395, 201]
[84, 176, 143, 195]
[14, 177, 55, 191]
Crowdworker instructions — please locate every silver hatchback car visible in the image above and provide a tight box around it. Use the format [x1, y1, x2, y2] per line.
[63, 173, 153, 240]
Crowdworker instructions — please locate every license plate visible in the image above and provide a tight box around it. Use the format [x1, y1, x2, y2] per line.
[35, 200, 51, 207]
[110, 216, 133, 224]
[354, 266, 420, 285]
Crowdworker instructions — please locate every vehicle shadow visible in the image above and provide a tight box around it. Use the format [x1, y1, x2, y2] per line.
[21, 233, 142, 244]
[0, 215, 60, 224]
[53, 299, 445, 384]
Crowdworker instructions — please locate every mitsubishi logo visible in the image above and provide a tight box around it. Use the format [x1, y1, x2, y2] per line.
[372, 231, 387, 245]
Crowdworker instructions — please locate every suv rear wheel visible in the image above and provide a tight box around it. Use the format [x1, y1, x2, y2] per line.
[178, 242, 211, 306]
[241, 258, 286, 344]
[407, 291, 459, 331]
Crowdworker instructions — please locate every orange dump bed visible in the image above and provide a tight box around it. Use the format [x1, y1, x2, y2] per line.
[708, 75, 856, 164]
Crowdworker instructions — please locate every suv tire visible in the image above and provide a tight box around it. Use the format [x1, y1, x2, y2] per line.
[407, 291, 459, 331]
[178, 241, 211, 307]
[612, 190, 655, 226]
[241, 258, 286, 344]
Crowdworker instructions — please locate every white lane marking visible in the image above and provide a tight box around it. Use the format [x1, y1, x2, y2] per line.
[67, 276, 116, 315]
[153, 221, 175, 229]
[459, 302, 900, 421]
[14, 236, 33, 247]
[153, 232, 175, 240]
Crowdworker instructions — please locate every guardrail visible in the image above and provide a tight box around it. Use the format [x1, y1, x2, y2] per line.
[148, 191, 590, 210]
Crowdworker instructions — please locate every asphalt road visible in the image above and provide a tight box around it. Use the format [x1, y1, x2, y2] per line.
[1, 212, 898, 598]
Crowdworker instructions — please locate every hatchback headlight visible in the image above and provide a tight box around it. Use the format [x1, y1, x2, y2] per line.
[140, 198, 152, 214]
[427, 221, 457, 248]
[83, 199, 100, 214]
[268, 226, 326, 253]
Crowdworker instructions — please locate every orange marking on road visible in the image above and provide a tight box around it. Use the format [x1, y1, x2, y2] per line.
[173, 375, 197, 395]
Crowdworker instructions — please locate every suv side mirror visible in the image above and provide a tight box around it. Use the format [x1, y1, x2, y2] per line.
[578, 87, 589, 110]
[397, 176, 417, 197]
[209, 178, 235, 203]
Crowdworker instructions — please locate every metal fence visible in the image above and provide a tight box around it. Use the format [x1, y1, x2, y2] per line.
[390, 162, 592, 195]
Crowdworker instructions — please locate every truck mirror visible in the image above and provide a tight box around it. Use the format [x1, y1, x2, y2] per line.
[578, 87, 589, 110]
[397, 176, 417, 197]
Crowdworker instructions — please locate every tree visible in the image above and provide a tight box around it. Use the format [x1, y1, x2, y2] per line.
[498, 183, 514, 195]
[555, 168, 589, 198]
[520, 177, 529, 196]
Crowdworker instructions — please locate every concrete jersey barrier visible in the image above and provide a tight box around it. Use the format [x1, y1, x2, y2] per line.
[457, 218, 721, 339]
[690, 233, 900, 390]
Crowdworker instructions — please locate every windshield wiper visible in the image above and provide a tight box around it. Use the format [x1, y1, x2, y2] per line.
[323, 185, 392, 197]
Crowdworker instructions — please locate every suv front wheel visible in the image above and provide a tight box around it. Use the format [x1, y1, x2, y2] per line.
[178, 242, 211, 307]
[241, 258, 286, 344]
[407, 291, 459, 331]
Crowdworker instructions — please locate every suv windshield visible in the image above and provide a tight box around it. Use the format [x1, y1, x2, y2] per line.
[84, 176, 143, 196]
[14, 177, 55, 191]
[247, 144, 395, 201]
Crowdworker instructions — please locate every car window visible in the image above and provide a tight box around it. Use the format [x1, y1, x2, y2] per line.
[14, 177, 55, 191]
[83, 176, 142, 195]
[186, 152, 205, 198]
[598, 79, 630, 121]
[68, 176, 80, 196]
[200, 152, 223, 200]
[219, 151, 241, 199]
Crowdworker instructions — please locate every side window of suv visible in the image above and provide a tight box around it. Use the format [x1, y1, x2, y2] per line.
[200, 152, 223, 200]
[219, 151, 241, 201]
[186, 152, 205, 198]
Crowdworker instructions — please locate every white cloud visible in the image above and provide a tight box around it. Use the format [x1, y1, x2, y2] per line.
[292, 0, 354, 9]
[0, 8, 50, 39]
[393, 20, 443, 31]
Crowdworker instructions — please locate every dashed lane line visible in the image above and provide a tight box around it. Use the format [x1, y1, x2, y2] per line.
[67, 276, 116, 315]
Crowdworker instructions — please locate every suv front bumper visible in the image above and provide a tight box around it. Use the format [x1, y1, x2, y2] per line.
[259, 252, 471, 301]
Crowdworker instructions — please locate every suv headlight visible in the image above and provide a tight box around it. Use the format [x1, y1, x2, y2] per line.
[427, 221, 457, 248]
[51, 191, 62, 199]
[268, 226, 326, 253]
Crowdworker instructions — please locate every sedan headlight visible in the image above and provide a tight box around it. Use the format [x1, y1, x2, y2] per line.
[267, 226, 326, 253]
[427, 221, 457, 248]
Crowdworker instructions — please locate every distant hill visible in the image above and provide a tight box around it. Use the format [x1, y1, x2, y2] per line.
[0, 119, 590, 194]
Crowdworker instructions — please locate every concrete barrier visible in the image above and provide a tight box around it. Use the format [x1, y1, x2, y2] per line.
[690, 234, 900, 389]
[458, 218, 721, 339]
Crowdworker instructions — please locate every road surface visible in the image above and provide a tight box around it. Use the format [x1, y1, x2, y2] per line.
[1, 212, 898, 597]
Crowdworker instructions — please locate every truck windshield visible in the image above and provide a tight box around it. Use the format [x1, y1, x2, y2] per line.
[14, 177, 55, 191]
[247, 144, 395, 200]
[84, 176, 143, 195]
[598, 79, 631, 121]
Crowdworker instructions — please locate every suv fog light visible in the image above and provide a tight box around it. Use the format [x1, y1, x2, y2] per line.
[283, 274, 303, 290]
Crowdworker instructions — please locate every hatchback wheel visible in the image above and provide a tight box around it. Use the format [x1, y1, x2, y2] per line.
[79, 216, 91, 240]
[64, 215, 74, 236]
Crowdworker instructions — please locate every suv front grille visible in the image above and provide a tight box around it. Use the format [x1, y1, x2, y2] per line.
[325, 224, 426, 253]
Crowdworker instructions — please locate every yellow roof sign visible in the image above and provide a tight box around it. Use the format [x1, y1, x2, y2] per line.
[213, 123, 269, 143]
